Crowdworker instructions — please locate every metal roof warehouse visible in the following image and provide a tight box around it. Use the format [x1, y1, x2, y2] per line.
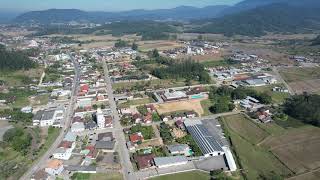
[184, 119, 224, 157]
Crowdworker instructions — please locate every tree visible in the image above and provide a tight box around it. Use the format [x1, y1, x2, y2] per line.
[114, 39, 128, 48]
[151, 49, 160, 58]
[132, 42, 138, 50]
[92, 104, 98, 110]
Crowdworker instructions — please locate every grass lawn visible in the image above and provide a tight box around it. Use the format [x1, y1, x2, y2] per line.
[279, 67, 320, 83]
[30, 94, 50, 106]
[253, 84, 289, 104]
[223, 114, 269, 144]
[38, 127, 60, 157]
[113, 79, 199, 91]
[0, 89, 36, 108]
[0, 67, 44, 87]
[200, 99, 213, 116]
[221, 114, 292, 179]
[71, 173, 123, 180]
[150, 170, 210, 180]
[201, 60, 230, 67]
[118, 98, 154, 108]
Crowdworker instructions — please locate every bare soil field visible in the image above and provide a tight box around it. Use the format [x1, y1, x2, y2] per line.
[287, 169, 320, 180]
[262, 126, 320, 174]
[289, 79, 320, 94]
[179, 52, 224, 62]
[155, 99, 205, 116]
[230, 43, 292, 65]
[138, 40, 183, 52]
[279, 67, 320, 94]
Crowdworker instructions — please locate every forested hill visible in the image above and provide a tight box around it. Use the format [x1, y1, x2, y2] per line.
[0, 45, 36, 70]
[14, 6, 229, 24]
[191, 2, 320, 37]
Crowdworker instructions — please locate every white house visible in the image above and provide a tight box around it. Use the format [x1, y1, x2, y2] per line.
[71, 122, 85, 133]
[96, 108, 105, 129]
[53, 141, 75, 160]
[153, 156, 188, 168]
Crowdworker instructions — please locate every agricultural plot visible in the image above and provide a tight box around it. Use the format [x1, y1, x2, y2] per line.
[138, 40, 183, 52]
[155, 99, 205, 116]
[279, 67, 320, 94]
[223, 114, 269, 144]
[253, 84, 290, 104]
[221, 114, 293, 179]
[261, 126, 320, 174]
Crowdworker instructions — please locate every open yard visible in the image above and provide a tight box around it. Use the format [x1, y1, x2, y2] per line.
[221, 114, 293, 179]
[279, 67, 320, 94]
[261, 126, 320, 175]
[0, 67, 44, 87]
[155, 99, 205, 116]
[149, 170, 210, 180]
[223, 114, 269, 144]
[71, 172, 123, 180]
[138, 40, 183, 52]
[253, 84, 290, 104]
[118, 98, 154, 108]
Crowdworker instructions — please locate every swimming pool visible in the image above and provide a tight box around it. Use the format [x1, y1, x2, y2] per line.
[191, 94, 204, 99]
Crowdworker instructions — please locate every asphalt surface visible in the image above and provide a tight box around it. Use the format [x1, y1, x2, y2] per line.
[102, 60, 136, 180]
[20, 56, 80, 180]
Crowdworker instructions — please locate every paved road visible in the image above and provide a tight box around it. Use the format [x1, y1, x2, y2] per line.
[102, 60, 136, 180]
[273, 67, 295, 95]
[20, 56, 80, 180]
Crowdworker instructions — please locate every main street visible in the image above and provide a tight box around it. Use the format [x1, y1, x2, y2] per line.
[102, 60, 136, 180]
[20, 55, 80, 180]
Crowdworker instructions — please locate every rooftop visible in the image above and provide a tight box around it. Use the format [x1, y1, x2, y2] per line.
[184, 119, 224, 155]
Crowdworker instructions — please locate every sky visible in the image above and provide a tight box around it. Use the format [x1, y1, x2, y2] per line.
[0, 0, 242, 12]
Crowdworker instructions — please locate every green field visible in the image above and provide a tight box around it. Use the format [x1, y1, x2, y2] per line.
[71, 173, 123, 180]
[221, 114, 292, 180]
[118, 98, 154, 108]
[0, 127, 60, 180]
[113, 79, 198, 91]
[279, 67, 320, 83]
[253, 84, 289, 104]
[200, 99, 213, 116]
[150, 170, 210, 180]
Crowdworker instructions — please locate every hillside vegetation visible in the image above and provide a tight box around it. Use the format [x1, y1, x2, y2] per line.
[0, 45, 36, 70]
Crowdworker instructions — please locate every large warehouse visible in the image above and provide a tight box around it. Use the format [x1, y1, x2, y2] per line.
[184, 119, 224, 157]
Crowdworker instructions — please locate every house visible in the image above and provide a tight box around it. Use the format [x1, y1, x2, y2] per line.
[95, 141, 115, 152]
[71, 122, 85, 133]
[81, 145, 98, 159]
[185, 111, 197, 118]
[96, 108, 105, 129]
[143, 112, 153, 124]
[97, 132, 114, 141]
[80, 84, 89, 93]
[45, 159, 64, 176]
[153, 156, 188, 168]
[129, 132, 144, 144]
[85, 120, 97, 130]
[146, 104, 156, 113]
[63, 131, 77, 142]
[126, 141, 136, 152]
[105, 116, 113, 128]
[167, 144, 192, 156]
[257, 108, 273, 123]
[161, 90, 188, 102]
[161, 115, 172, 122]
[133, 113, 143, 124]
[175, 120, 185, 130]
[134, 154, 155, 170]
[53, 141, 75, 160]
[21, 106, 32, 113]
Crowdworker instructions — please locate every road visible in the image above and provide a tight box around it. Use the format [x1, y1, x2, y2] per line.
[20, 55, 80, 180]
[273, 67, 295, 95]
[102, 60, 136, 180]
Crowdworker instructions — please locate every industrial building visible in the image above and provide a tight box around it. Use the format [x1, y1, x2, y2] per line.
[184, 119, 224, 157]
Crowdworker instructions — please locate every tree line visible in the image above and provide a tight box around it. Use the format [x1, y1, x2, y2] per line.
[0, 45, 36, 70]
[284, 94, 320, 127]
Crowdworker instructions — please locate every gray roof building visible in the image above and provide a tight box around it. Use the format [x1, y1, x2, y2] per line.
[184, 119, 224, 157]
[95, 141, 115, 150]
[153, 156, 188, 168]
